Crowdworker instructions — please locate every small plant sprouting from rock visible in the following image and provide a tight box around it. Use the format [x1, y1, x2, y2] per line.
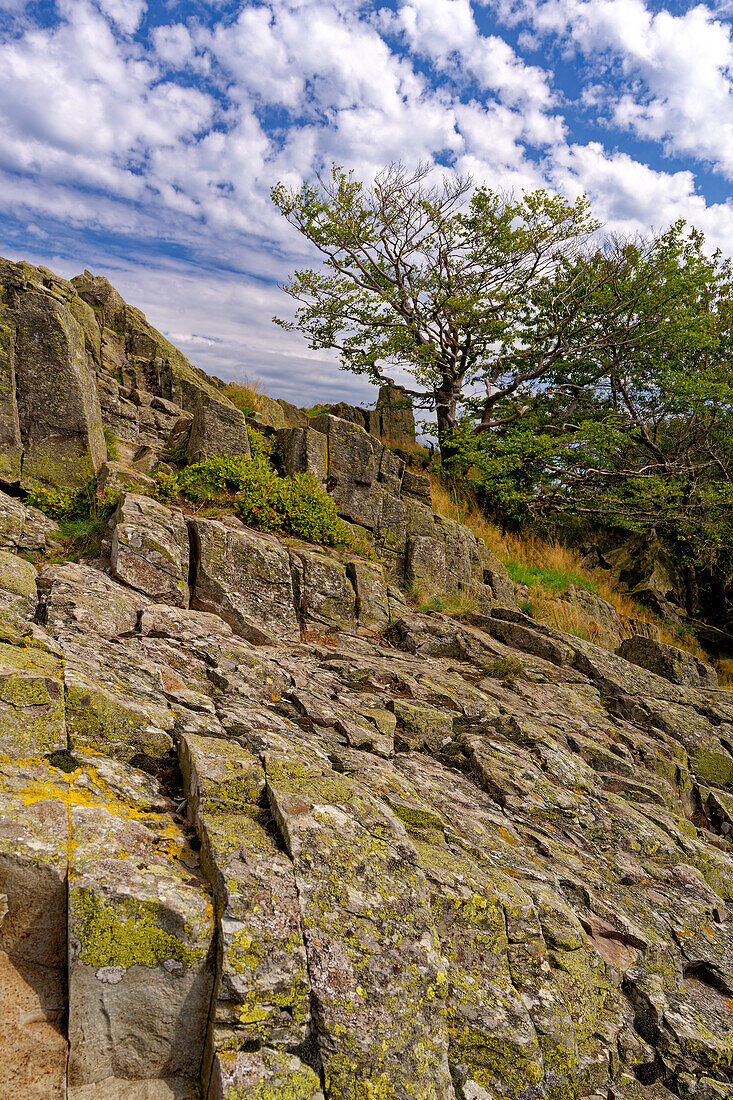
[483, 656, 528, 681]
[26, 478, 119, 560]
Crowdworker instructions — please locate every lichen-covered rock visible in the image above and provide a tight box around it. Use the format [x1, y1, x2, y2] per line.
[618, 634, 718, 688]
[0, 759, 69, 1100]
[111, 493, 190, 607]
[67, 766, 215, 1095]
[0, 259, 106, 490]
[191, 517, 300, 644]
[346, 557, 390, 627]
[276, 424, 328, 485]
[186, 397, 251, 463]
[290, 546, 356, 631]
[0, 641, 65, 757]
[406, 534, 447, 590]
[97, 460, 155, 497]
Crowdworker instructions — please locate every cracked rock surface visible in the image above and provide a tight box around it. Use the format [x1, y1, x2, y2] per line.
[2, 486, 733, 1099]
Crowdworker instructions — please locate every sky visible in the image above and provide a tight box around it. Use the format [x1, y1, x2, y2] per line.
[1, 0, 732, 407]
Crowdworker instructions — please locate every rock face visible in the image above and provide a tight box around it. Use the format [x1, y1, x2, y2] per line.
[0, 257, 245, 489]
[5, 482, 733, 1098]
[6, 256, 733, 1100]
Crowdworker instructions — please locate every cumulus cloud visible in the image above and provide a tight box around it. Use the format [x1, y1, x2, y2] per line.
[1, 0, 733, 402]
[497, 0, 733, 177]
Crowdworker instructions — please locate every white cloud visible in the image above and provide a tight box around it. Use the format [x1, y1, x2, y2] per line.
[498, 0, 733, 176]
[2, 0, 733, 407]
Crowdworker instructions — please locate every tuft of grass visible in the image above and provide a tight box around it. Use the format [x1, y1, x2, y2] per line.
[483, 656, 527, 681]
[405, 578, 479, 618]
[222, 374, 267, 418]
[103, 427, 119, 462]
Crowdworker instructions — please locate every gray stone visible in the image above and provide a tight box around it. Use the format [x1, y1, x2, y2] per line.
[186, 397, 250, 463]
[276, 425, 328, 485]
[401, 469, 432, 504]
[618, 635, 718, 688]
[290, 547, 356, 632]
[346, 558, 391, 628]
[111, 493, 189, 607]
[191, 517, 299, 644]
[406, 535, 447, 591]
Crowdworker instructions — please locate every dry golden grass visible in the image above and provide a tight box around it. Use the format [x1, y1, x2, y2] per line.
[222, 374, 267, 417]
[429, 477, 709, 661]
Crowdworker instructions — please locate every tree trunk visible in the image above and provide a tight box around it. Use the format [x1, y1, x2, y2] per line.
[435, 379, 460, 466]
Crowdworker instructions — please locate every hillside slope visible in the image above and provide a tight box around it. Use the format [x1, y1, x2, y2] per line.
[2, 258, 733, 1100]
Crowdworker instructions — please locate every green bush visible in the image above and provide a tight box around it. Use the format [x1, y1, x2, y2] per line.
[157, 452, 350, 549]
[276, 473, 349, 546]
[26, 478, 119, 560]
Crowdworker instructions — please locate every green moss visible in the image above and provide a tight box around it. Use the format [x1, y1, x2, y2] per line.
[694, 747, 733, 789]
[72, 887, 205, 970]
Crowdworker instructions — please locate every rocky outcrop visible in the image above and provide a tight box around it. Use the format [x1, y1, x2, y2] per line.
[0, 257, 246, 489]
[4, 474, 733, 1098]
[6, 257, 733, 1100]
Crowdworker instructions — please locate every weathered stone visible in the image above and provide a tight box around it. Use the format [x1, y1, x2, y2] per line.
[2, 260, 107, 490]
[0, 550, 37, 605]
[265, 753, 455, 1097]
[186, 397, 251, 463]
[290, 547, 356, 631]
[392, 699, 454, 752]
[375, 381, 416, 450]
[618, 635, 718, 688]
[0, 641, 65, 757]
[406, 535, 447, 591]
[276, 424, 328, 485]
[179, 733, 311, 1077]
[41, 561, 145, 639]
[401, 468, 432, 504]
[67, 773, 215, 1094]
[346, 557, 390, 627]
[191, 517, 299, 644]
[97, 460, 155, 497]
[252, 392, 288, 430]
[0, 760, 68, 1100]
[111, 493, 190, 607]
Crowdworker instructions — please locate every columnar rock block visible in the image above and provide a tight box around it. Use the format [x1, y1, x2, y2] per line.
[179, 733, 314, 1098]
[110, 492, 190, 607]
[265, 753, 455, 1098]
[290, 546, 357, 632]
[187, 399, 251, 464]
[66, 767, 215, 1097]
[276, 424, 327, 485]
[1, 270, 107, 490]
[0, 761, 69, 1100]
[190, 517, 300, 644]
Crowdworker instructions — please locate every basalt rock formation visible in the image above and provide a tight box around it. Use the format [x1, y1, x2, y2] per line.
[2, 258, 733, 1100]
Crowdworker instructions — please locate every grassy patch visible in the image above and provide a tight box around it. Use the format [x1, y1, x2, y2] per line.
[429, 477, 709, 660]
[26, 478, 118, 561]
[222, 374, 267, 418]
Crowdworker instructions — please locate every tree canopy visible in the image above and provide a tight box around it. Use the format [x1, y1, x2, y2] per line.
[273, 162, 624, 453]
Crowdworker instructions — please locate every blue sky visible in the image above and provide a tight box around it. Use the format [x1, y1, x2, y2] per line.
[1, 0, 732, 406]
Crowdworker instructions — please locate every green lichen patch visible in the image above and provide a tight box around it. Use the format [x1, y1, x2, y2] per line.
[71, 887, 205, 971]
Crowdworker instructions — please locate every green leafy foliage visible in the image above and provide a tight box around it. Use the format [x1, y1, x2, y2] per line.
[27, 478, 119, 560]
[152, 451, 351, 549]
[272, 163, 602, 457]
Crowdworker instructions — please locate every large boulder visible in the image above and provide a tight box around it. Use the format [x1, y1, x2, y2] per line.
[110, 493, 190, 607]
[0, 259, 106, 490]
[276, 425, 328, 486]
[606, 532, 688, 623]
[186, 398, 250, 463]
[290, 547, 357, 632]
[617, 635, 718, 688]
[190, 517, 300, 644]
